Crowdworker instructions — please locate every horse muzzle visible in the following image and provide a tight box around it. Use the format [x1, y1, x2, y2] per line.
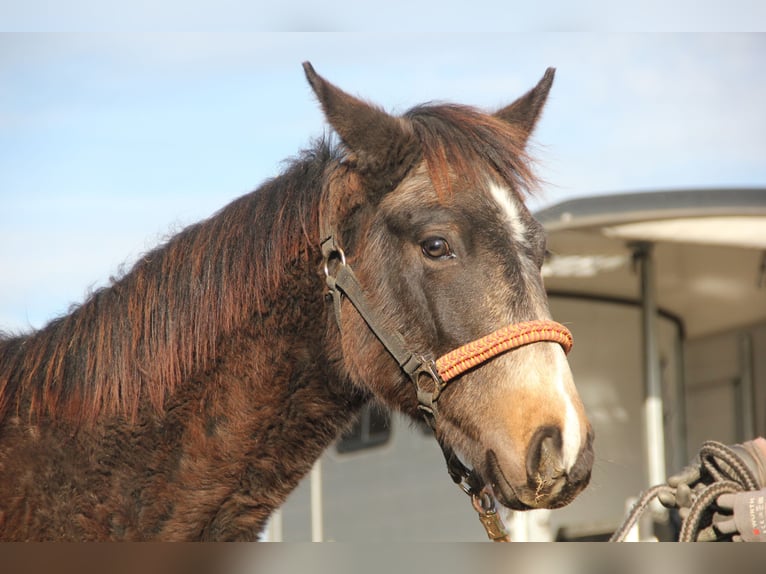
[485, 424, 594, 510]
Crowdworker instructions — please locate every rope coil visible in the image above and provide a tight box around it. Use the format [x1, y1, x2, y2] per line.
[610, 441, 759, 542]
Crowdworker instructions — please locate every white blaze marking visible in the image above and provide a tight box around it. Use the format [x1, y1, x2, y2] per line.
[488, 181, 527, 246]
[553, 348, 582, 469]
[489, 180, 582, 467]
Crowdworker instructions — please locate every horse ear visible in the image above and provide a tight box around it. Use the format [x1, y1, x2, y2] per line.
[495, 67, 555, 147]
[303, 62, 420, 189]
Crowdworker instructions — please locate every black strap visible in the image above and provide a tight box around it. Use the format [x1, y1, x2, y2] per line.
[439, 440, 483, 495]
[322, 232, 443, 374]
[326, 250, 451, 414]
[330, 263, 416, 371]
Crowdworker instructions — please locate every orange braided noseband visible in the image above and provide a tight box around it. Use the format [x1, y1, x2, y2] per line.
[435, 319, 573, 383]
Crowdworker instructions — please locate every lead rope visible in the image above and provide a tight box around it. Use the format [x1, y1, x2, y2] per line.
[610, 441, 759, 542]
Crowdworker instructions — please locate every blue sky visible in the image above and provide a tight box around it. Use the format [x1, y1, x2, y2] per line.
[1, 33, 765, 331]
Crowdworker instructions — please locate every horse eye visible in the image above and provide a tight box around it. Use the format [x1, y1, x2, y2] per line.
[420, 237, 453, 260]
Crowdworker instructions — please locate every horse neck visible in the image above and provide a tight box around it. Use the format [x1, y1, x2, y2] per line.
[139, 254, 366, 539]
[0, 251, 367, 540]
[0, 160, 373, 539]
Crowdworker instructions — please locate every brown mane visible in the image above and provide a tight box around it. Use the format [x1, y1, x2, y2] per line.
[0, 104, 538, 426]
[0, 142, 334, 424]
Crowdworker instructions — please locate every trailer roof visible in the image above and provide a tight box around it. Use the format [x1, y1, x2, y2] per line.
[535, 188, 766, 338]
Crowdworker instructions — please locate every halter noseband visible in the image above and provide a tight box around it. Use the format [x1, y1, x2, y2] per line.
[321, 226, 573, 540]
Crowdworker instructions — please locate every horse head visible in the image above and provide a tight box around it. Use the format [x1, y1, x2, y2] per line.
[306, 63, 593, 511]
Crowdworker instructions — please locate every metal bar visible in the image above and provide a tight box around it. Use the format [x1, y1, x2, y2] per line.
[632, 242, 667, 521]
[738, 332, 756, 441]
[672, 328, 688, 469]
[264, 509, 283, 542]
[310, 459, 324, 542]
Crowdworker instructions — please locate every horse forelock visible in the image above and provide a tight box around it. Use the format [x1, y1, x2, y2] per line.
[405, 103, 539, 202]
[0, 140, 335, 425]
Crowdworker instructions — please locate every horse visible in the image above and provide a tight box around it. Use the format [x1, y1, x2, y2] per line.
[0, 63, 593, 541]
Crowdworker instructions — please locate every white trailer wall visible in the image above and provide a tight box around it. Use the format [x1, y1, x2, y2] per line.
[684, 322, 766, 459]
[543, 296, 683, 540]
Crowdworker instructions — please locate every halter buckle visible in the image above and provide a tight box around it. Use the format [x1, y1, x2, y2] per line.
[402, 356, 448, 421]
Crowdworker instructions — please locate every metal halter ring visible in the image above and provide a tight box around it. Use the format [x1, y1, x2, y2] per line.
[322, 245, 346, 279]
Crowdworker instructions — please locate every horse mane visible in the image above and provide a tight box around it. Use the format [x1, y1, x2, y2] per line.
[0, 103, 538, 426]
[0, 141, 335, 424]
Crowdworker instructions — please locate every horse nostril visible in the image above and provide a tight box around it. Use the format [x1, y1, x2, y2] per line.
[526, 426, 565, 488]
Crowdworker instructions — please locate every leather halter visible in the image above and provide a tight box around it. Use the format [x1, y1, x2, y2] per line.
[320, 219, 573, 535]
[321, 230, 573, 428]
